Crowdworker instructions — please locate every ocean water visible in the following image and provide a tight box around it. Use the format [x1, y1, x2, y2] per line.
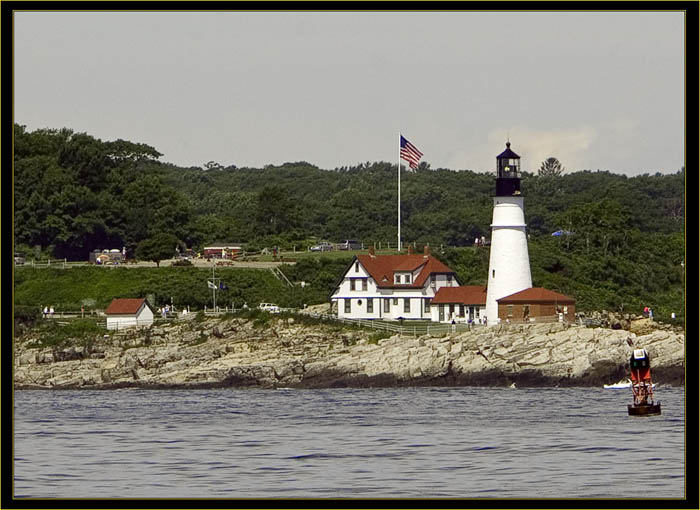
[13, 386, 685, 499]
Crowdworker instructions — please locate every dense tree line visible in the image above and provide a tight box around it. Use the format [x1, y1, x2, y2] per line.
[13, 125, 685, 318]
[14, 124, 684, 259]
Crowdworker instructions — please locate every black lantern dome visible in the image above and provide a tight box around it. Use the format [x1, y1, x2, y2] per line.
[495, 141, 522, 196]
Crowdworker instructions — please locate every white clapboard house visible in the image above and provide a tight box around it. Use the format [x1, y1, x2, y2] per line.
[105, 298, 155, 330]
[331, 246, 460, 321]
[430, 285, 487, 323]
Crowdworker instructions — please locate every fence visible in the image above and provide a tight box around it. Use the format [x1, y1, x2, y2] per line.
[17, 259, 126, 269]
[34, 305, 575, 336]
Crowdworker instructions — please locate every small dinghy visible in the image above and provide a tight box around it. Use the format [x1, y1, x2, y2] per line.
[604, 379, 656, 389]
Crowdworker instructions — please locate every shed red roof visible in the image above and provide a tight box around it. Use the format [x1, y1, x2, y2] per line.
[497, 287, 575, 304]
[105, 298, 147, 315]
[356, 254, 456, 289]
[432, 286, 487, 305]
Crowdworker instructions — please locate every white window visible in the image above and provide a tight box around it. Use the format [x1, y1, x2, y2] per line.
[350, 279, 356, 291]
[344, 300, 351, 313]
[367, 298, 373, 313]
[404, 275, 410, 284]
[362, 279, 367, 291]
[395, 275, 401, 283]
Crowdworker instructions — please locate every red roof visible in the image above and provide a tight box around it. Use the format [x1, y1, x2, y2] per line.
[356, 254, 456, 289]
[432, 286, 487, 305]
[497, 287, 575, 304]
[105, 298, 147, 315]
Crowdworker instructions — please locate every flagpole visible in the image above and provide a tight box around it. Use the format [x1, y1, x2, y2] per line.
[398, 132, 401, 252]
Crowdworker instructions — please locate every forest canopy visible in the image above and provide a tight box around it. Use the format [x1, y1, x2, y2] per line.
[13, 124, 685, 317]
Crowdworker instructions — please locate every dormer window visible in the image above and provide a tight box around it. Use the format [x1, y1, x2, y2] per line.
[395, 275, 401, 284]
[447, 275, 453, 286]
[404, 275, 410, 284]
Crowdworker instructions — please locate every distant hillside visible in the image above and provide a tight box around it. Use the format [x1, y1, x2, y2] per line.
[13, 124, 685, 321]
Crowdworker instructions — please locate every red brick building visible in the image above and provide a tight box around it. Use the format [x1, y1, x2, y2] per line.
[497, 287, 575, 323]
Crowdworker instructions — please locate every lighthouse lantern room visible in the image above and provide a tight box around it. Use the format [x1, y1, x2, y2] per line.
[495, 142, 522, 196]
[485, 141, 532, 325]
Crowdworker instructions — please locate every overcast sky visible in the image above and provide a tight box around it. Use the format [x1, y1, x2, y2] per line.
[14, 10, 685, 175]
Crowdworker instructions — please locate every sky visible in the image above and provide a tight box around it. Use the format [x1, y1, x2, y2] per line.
[14, 10, 685, 175]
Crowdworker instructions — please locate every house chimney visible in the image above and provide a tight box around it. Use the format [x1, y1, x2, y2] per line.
[424, 244, 430, 257]
[407, 245, 414, 255]
[369, 245, 375, 256]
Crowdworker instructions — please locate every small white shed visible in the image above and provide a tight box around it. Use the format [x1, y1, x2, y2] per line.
[104, 298, 154, 330]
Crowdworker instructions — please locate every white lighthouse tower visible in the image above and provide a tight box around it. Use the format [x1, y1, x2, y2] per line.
[485, 141, 532, 325]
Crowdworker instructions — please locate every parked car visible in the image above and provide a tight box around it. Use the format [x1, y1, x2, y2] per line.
[310, 242, 334, 252]
[258, 303, 280, 313]
[338, 240, 362, 251]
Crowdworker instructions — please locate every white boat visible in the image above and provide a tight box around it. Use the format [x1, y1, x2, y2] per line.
[603, 379, 656, 389]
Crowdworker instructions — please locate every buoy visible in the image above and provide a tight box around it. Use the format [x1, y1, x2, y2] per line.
[627, 349, 661, 416]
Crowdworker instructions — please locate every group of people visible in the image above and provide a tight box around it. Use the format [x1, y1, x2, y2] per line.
[42, 306, 55, 318]
[643, 306, 654, 320]
[158, 304, 173, 318]
[450, 316, 487, 331]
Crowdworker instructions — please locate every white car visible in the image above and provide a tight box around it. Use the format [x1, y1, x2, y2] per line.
[258, 303, 280, 313]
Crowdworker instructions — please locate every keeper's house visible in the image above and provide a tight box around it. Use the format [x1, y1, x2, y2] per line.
[430, 285, 487, 323]
[496, 287, 576, 323]
[331, 246, 459, 321]
[105, 298, 155, 330]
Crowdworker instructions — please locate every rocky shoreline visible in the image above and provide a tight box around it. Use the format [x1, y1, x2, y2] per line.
[14, 316, 685, 390]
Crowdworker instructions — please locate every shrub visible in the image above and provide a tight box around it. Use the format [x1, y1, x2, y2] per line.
[14, 305, 42, 325]
[368, 331, 392, 344]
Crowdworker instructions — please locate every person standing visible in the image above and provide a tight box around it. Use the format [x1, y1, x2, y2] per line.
[49, 306, 54, 318]
[43, 306, 48, 319]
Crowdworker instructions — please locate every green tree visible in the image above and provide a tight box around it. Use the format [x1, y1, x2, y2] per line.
[135, 233, 179, 267]
[538, 157, 564, 177]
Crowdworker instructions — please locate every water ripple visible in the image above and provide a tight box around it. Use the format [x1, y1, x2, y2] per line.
[13, 386, 685, 499]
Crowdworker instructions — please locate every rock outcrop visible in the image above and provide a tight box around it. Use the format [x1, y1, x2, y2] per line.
[13, 317, 685, 390]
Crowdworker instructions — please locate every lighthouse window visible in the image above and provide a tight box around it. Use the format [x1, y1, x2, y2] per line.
[492, 270, 495, 278]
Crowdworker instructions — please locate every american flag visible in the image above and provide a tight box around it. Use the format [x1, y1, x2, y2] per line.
[400, 135, 423, 170]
